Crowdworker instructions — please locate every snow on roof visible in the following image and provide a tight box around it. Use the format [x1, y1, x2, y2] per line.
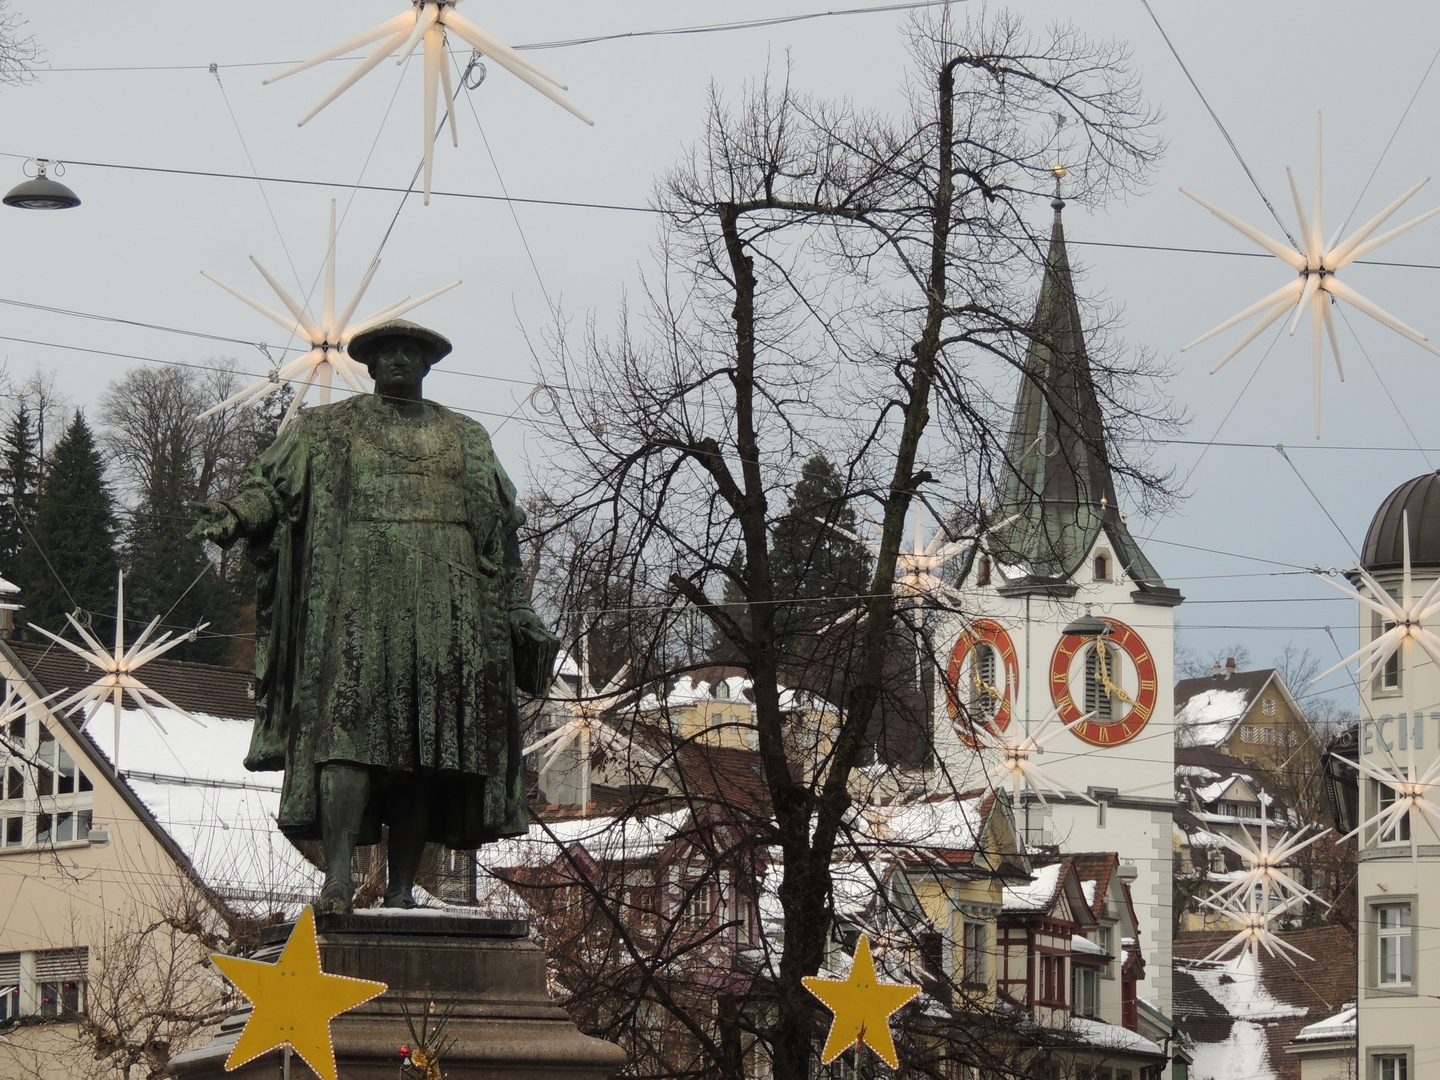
[83, 705, 321, 915]
[1174, 688, 1250, 748]
[1291, 1003, 1356, 1044]
[1182, 951, 1307, 1022]
[1080, 879, 1097, 908]
[480, 807, 693, 872]
[1068, 1016, 1163, 1056]
[1192, 776, 1254, 805]
[1003, 862, 1062, 912]
[634, 672, 834, 716]
[1176, 764, 1221, 782]
[1071, 934, 1106, 957]
[850, 795, 986, 850]
[1181, 950, 1309, 1078]
[1188, 1017, 1274, 1080]
[0, 577, 18, 595]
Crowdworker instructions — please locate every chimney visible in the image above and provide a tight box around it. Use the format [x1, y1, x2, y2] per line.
[1224, 657, 1237, 679]
[1211, 661, 1222, 678]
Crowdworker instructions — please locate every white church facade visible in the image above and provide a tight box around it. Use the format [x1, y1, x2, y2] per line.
[933, 194, 1182, 1015]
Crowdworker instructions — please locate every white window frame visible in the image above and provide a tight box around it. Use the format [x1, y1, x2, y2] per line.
[1376, 780, 1412, 844]
[0, 719, 95, 853]
[0, 948, 87, 1019]
[961, 920, 987, 986]
[1368, 899, 1416, 996]
[1370, 1049, 1411, 1080]
[1072, 965, 1101, 1018]
[1096, 924, 1116, 980]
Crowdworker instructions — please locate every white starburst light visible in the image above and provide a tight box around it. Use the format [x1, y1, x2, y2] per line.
[264, 1, 592, 203]
[964, 704, 1097, 807]
[1197, 890, 1312, 966]
[1207, 799, 1330, 911]
[1311, 511, 1440, 686]
[1181, 113, 1440, 436]
[29, 571, 208, 771]
[524, 655, 641, 815]
[1313, 507, 1440, 870]
[0, 682, 64, 745]
[200, 201, 460, 427]
[1336, 748, 1440, 868]
[827, 505, 1018, 608]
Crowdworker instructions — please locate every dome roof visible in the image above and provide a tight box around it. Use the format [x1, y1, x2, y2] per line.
[1363, 472, 1440, 570]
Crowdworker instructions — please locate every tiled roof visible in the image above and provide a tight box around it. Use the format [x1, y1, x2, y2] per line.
[1173, 925, 1356, 1080]
[8, 639, 256, 721]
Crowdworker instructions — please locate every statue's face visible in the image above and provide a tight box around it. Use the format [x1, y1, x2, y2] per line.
[368, 337, 430, 396]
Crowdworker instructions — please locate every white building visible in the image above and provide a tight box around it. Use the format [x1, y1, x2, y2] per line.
[934, 194, 1182, 1015]
[1341, 473, 1440, 1080]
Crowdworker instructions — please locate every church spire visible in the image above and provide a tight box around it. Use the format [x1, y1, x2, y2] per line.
[989, 183, 1179, 603]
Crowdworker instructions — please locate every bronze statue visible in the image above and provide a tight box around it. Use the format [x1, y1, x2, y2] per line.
[190, 320, 558, 913]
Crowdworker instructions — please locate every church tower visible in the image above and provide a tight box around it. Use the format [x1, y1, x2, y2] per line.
[934, 191, 1182, 1013]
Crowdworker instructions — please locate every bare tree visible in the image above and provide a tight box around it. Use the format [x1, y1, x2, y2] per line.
[532, 8, 1168, 1079]
[0, 2, 37, 87]
[97, 362, 269, 504]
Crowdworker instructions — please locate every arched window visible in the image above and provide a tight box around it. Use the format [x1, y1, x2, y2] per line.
[977, 556, 992, 587]
[1084, 643, 1116, 721]
[1094, 553, 1109, 581]
[714, 680, 729, 701]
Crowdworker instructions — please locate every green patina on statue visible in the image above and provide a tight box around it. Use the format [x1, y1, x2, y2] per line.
[190, 320, 558, 913]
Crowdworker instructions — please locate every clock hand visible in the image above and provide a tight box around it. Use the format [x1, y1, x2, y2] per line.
[1094, 639, 1136, 706]
[971, 666, 1003, 707]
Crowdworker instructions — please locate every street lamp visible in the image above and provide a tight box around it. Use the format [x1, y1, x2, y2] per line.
[1062, 605, 1110, 638]
[3, 159, 80, 209]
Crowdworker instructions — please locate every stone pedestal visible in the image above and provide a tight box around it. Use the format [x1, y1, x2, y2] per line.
[168, 912, 626, 1080]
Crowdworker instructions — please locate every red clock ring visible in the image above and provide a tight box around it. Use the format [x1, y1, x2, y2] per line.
[947, 619, 1019, 744]
[1049, 617, 1158, 748]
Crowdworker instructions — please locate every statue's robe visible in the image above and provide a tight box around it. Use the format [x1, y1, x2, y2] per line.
[224, 394, 558, 847]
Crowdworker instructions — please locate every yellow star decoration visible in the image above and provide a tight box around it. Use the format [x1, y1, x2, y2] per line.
[210, 907, 387, 1080]
[802, 934, 921, 1069]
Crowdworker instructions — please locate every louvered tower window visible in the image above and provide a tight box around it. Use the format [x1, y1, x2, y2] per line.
[1084, 644, 1115, 721]
[973, 645, 1000, 718]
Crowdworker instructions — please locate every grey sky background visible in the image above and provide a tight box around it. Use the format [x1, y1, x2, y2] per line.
[2, 1, 1439, 707]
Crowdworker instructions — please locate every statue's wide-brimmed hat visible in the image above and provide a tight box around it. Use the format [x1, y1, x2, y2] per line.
[347, 319, 453, 367]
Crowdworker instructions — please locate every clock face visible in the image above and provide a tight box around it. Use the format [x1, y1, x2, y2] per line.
[1049, 617, 1158, 747]
[947, 619, 1020, 745]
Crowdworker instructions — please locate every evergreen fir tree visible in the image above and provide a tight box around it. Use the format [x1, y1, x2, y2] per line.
[122, 424, 239, 665]
[18, 411, 119, 643]
[0, 404, 39, 581]
[767, 455, 871, 646]
[707, 456, 872, 661]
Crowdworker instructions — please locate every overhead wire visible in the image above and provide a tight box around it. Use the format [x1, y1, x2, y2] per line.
[31, 3, 961, 74]
[208, 65, 310, 310]
[1137, 0, 1301, 252]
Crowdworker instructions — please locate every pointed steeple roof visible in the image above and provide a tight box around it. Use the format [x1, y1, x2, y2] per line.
[989, 196, 1180, 605]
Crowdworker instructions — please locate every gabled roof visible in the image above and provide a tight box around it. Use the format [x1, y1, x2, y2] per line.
[1173, 926, 1355, 1080]
[0, 639, 318, 917]
[987, 198, 1177, 604]
[1173, 668, 1292, 749]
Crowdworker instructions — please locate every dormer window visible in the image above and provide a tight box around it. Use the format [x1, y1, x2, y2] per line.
[1093, 553, 1110, 581]
[714, 680, 729, 701]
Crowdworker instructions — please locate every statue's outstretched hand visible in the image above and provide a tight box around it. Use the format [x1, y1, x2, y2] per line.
[187, 500, 241, 548]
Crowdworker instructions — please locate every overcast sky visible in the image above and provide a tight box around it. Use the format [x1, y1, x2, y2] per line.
[3, 1, 1439, 706]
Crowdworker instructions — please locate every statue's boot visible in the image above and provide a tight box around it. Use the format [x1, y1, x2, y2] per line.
[319, 764, 371, 914]
[383, 787, 429, 909]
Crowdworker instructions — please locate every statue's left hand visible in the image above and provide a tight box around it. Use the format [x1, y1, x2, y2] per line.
[187, 500, 241, 548]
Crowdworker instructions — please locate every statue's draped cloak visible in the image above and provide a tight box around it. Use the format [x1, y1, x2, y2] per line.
[226, 395, 557, 848]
